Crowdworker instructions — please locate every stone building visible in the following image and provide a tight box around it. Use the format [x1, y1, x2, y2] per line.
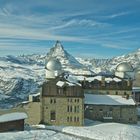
[84, 94, 137, 124]
[81, 75, 132, 96]
[40, 57, 84, 126]
[79, 62, 134, 97]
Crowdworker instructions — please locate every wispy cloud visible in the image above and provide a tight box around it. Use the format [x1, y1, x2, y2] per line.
[105, 11, 131, 19]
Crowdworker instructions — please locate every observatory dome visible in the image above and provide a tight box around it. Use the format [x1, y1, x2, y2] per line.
[116, 62, 133, 72]
[46, 58, 61, 71]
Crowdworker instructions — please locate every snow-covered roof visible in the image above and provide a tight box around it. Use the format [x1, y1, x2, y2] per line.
[0, 112, 28, 123]
[56, 81, 65, 87]
[56, 81, 76, 87]
[30, 92, 40, 97]
[84, 94, 135, 105]
[132, 87, 140, 92]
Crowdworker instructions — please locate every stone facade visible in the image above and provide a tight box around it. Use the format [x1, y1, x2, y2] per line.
[85, 104, 137, 124]
[41, 97, 84, 126]
[84, 89, 132, 96]
[41, 77, 84, 126]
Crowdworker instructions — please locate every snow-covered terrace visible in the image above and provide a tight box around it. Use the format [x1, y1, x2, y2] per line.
[85, 94, 136, 105]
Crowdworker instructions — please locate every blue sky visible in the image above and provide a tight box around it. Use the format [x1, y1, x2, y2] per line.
[0, 0, 140, 58]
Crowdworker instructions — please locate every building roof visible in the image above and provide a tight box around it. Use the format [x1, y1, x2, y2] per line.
[56, 81, 76, 87]
[132, 87, 140, 92]
[0, 112, 28, 123]
[85, 94, 135, 105]
[116, 62, 133, 72]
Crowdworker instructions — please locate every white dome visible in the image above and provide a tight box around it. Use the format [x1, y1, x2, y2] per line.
[116, 62, 133, 72]
[46, 58, 61, 71]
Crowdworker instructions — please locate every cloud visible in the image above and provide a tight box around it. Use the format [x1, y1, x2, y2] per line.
[105, 11, 131, 19]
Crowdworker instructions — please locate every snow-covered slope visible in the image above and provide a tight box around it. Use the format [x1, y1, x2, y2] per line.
[46, 41, 94, 74]
[0, 120, 140, 140]
[77, 49, 140, 72]
[47, 41, 83, 68]
[0, 42, 140, 108]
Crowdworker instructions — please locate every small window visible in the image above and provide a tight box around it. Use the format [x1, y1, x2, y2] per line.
[115, 91, 118, 95]
[129, 118, 132, 121]
[77, 117, 79, 122]
[99, 109, 103, 112]
[67, 117, 69, 122]
[70, 116, 72, 122]
[70, 99, 72, 102]
[67, 98, 69, 102]
[70, 106, 72, 112]
[124, 92, 127, 95]
[54, 99, 56, 103]
[74, 106, 76, 112]
[50, 99, 53, 104]
[50, 111, 56, 121]
[75, 99, 77, 102]
[77, 99, 79, 103]
[77, 106, 80, 113]
[67, 106, 70, 112]
[74, 116, 76, 122]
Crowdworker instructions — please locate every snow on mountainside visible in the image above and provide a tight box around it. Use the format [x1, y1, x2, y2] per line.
[77, 49, 140, 72]
[0, 41, 140, 108]
[46, 41, 83, 68]
[46, 41, 94, 74]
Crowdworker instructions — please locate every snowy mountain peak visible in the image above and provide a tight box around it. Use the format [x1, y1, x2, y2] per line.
[47, 41, 83, 68]
[54, 40, 64, 50]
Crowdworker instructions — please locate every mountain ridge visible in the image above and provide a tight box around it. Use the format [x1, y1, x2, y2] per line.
[0, 42, 140, 108]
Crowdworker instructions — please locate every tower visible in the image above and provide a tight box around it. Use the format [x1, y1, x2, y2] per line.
[41, 50, 84, 126]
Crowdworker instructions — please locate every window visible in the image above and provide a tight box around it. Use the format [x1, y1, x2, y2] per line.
[99, 109, 103, 112]
[67, 117, 69, 122]
[77, 99, 79, 103]
[70, 99, 72, 102]
[54, 99, 56, 103]
[70, 106, 72, 112]
[115, 91, 118, 95]
[74, 106, 76, 112]
[70, 116, 72, 122]
[129, 118, 132, 121]
[50, 99, 53, 104]
[50, 98, 56, 104]
[50, 111, 56, 121]
[67, 98, 69, 102]
[74, 116, 76, 122]
[77, 106, 80, 113]
[77, 117, 79, 122]
[124, 92, 127, 95]
[75, 99, 77, 102]
[67, 106, 70, 112]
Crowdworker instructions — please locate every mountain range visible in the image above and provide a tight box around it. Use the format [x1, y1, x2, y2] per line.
[0, 41, 140, 108]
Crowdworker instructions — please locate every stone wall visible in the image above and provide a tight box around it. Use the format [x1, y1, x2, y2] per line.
[85, 104, 137, 124]
[41, 97, 84, 126]
[84, 89, 132, 96]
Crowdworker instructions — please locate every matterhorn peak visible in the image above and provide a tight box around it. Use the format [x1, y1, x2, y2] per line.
[46, 41, 83, 68]
[54, 40, 64, 51]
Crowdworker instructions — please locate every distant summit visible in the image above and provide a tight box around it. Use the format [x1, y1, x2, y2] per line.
[46, 41, 83, 68]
